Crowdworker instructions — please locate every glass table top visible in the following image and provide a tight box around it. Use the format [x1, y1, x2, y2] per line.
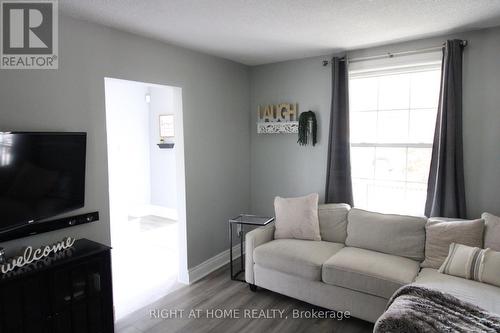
[229, 214, 275, 226]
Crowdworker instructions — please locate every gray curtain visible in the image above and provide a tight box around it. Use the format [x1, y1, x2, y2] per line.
[325, 57, 353, 205]
[425, 40, 467, 218]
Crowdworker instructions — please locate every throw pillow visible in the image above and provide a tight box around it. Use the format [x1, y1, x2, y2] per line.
[421, 219, 484, 269]
[439, 243, 500, 288]
[482, 212, 500, 251]
[480, 248, 500, 288]
[274, 193, 321, 241]
[439, 243, 484, 279]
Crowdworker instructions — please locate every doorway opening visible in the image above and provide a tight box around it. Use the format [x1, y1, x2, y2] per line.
[104, 78, 188, 321]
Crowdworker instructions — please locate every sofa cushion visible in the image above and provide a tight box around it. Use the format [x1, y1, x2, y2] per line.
[345, 208, 426, 261]
[415, 268, 500, 315]
[253, 239, 344, 281]
[318, 203, 350, 243]
[274, 193, 321, 241]
[482, 212, 500, 251]
[322, 247, 420, 298]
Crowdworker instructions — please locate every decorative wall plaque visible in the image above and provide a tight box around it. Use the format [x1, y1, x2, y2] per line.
[257, 122, 299, 134]
[257, 103, 299, 134]
[159, 114, 175, 139]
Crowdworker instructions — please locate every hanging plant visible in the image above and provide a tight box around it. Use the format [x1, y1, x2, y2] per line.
[297, 111, 317, 146]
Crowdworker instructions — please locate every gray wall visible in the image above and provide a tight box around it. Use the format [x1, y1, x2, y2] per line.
[0, 14, 250, 269]
[250, 26, 500, 218]
[250, 58, 331, 215]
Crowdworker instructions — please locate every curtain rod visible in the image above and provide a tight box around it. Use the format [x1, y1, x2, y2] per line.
[322, 40, 468, 66]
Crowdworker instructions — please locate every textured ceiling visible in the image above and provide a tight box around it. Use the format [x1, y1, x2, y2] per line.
[59, 0, 500, 65]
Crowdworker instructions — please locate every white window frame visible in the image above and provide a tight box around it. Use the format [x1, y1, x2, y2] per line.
[349, 62, 440, 148]
[348, 61, 442, 215]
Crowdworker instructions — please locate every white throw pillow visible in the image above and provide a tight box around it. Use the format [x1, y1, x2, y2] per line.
[439, 243, 484, 279]
[274, 193, 321, 241]
[480, 248, 500, 288]
[482, 212, 500, 251]
[439, 243, 500, 288]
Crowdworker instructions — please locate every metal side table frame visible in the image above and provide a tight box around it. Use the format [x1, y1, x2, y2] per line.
[228, 214, 274, 281]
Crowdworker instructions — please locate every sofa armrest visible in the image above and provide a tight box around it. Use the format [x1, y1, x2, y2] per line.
[245, 224, 275, 284]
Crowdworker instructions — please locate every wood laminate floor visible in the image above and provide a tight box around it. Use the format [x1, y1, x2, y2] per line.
[116, 265, 374, 333]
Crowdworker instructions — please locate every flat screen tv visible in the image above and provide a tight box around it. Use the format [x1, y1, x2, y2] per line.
[0, 132, 86, 241]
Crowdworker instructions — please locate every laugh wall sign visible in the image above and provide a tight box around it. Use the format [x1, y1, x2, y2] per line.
[0, 237, 76, 274]
[257, 103, 299, 134]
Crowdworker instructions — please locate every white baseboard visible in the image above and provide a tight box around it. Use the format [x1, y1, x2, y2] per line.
[187, 243, 245, 284]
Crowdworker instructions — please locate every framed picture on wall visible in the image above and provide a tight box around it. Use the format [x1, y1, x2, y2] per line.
[159, 114, 175, 140]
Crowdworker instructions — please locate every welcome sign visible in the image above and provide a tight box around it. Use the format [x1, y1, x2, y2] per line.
[0, 237, 76, 274]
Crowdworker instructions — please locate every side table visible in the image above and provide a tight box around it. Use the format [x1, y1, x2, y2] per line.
[228, 214, 274, 281]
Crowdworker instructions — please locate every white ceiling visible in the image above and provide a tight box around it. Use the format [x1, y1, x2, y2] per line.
[59, 0, 500, 65]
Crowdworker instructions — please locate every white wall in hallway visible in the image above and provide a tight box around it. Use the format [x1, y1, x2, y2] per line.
[105, 78, 151, 221]
[149, 86, 178, 213]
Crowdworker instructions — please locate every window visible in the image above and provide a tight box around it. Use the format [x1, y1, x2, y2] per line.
[349, 65, 441, 216]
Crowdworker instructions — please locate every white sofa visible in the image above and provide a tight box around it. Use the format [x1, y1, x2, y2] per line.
[245, 204, 500, 323]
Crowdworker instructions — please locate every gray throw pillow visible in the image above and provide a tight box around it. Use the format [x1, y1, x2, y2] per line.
[421, 219, 484, 269]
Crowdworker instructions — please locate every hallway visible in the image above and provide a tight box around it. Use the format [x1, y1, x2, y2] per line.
[113, 215, 183, 320]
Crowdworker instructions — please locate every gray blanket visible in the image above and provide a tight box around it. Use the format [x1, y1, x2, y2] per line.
[374, 285, 500, 333]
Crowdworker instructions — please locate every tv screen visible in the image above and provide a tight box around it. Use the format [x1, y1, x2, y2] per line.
[0, 132, 86, 235]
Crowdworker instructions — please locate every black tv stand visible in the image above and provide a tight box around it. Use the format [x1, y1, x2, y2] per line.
[0, 238, 114, 333]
